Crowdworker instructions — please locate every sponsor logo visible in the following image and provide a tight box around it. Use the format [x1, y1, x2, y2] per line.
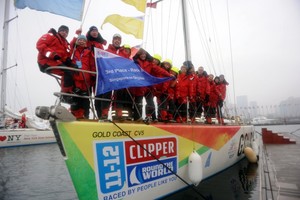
[94, 137, 178, 199]
[127, 157, 176, 187]
[237, 132, 254, 156]
[0, 135, 22, 142]
[0, 136, 7, 142]
[95, 142, 126, 194]
[125, 138, 176, 164]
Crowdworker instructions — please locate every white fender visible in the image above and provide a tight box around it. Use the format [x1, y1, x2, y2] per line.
[251, 140, 259, 157]
[244, 147, 258, 163]
[188, 151, 203, 186]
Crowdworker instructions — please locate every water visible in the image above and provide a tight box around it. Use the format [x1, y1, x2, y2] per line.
[0, 145, 77, 200]
[0, 124, 299, 200]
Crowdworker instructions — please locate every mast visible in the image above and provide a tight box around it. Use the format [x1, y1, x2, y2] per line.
[181, 0, 191, 61]
[0, 0, 10, 124]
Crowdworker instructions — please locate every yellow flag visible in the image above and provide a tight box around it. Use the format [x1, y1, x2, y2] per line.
[101, 14, 144, 39]
[122, 0, 147, 13]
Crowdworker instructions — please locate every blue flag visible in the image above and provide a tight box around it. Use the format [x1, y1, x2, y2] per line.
[95, 48, 173, 95]
[14, 0, 84, 21]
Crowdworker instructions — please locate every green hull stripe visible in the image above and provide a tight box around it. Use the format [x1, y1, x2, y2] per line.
[179, 146, 210, 167]
[59, 124, 98, 200]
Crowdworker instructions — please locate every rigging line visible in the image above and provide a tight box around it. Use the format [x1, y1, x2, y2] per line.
[142, 1, 149, 49]
[70, 0, 91, 60]
[189, 0, 210, 68]
[144, 0, 152, 51]
[170, 2, 181, 61]
[208, 0, 226, 74]
[109, 120, 208, 200]
[164, 0, 172, 58]
[197, 0, 219, 74]
[226, 0, 237, 117]
[81, 0, 91, 26]
[192, 0, 216, 74]
[16, 16, 33, 114]
[4, 8, 31, 113]
[159, 1, 164, 54]
[145, 0, 157, 52]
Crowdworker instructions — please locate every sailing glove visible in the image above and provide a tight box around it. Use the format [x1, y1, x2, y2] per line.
[64, 58, 78, 68]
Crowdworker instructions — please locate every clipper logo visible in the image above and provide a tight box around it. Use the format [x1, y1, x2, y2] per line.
[125, 138, 177, 187]
[95, 142, 126, 194]
[125, 138, 177, 164]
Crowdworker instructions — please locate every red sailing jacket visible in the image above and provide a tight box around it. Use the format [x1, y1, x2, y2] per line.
[87, 40, 104, 50]
[166, 79, 177, 100]
[72, 46, 95, 91]
[106, 44, 125, 55]
[130, 59, 171, 97]
[175, 73, 195, 104]
[189, 74, 197, 103]
[36, 29, 70, 74]
[129, 59, 153, 96]
[196, 74, 210, 102]
[218, 82, 228, 101]
[207, 81, 221, 107]
[118, 47, 131, 59]
[153, 66, 169, 96]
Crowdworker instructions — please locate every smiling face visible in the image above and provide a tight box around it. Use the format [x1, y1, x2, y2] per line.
[162, 62, 172, 70]
[77, 38, 87, 47]
[139, 51, 147, 60]
[153, 58, 160, 65]
[112, 36, 121, 48]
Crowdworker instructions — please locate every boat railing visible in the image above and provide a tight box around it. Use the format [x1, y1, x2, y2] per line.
[43, 66, 246, 125]
[44, 66, 145, 121]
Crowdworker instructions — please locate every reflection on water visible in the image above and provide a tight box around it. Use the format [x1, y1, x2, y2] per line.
[239, 162, 258, 195]
[163, 158, 259, 200]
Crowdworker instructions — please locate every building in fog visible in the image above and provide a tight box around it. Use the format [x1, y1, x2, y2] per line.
[236, 95, 249, 122]
[278, 97, 300, 120]
[249, 101, 258, 118]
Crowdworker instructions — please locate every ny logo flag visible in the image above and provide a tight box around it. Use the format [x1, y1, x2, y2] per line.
[95, 48, 173, 95]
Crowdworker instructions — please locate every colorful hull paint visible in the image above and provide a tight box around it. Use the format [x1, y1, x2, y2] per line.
[56, 121, 255, 200]
[0, 129, 55, 148]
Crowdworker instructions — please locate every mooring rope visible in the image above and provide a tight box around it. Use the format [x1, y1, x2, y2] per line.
[109, 120, 208, 200]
